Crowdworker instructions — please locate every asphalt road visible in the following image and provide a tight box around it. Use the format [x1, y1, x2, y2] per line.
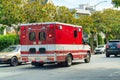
[0, 54, 120, 80]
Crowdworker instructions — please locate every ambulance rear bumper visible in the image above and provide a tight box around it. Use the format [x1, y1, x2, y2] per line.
[21, 54, 58, 63]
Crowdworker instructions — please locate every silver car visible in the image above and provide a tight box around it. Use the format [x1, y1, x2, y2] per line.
[94, 45, 106, 54]
[0, 45, 22, 66]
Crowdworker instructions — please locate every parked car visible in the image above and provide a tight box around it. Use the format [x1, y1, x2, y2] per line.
[106, 40, 120, 57]
[94, 45, 106, 54]
[0, 45, 22, 66]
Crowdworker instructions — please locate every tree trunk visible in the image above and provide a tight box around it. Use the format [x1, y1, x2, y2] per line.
[91, 32, 95, 54]
[105, 33, 109, 43]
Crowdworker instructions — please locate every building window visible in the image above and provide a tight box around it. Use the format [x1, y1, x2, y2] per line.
[29, 32, 36, 41]
[39, 32, 46, 41]
[74, 30, 78, 38]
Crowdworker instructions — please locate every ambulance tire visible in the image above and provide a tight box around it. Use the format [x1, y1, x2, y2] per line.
[64, 55, 72, 67]
[38, 63, 44, 67]
[10, 57, 18, 66]
[57, 62, 64, 67]
[84, 52, 91, 63]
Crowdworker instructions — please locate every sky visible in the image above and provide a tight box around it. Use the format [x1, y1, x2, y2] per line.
[52, 0, 114, 11]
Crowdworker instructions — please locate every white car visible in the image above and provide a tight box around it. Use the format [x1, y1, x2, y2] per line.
[94, 45, 106, 54]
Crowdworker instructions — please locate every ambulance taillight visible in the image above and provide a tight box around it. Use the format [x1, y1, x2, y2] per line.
[20, 26, 25, 30]
[20, 26, 26, 39]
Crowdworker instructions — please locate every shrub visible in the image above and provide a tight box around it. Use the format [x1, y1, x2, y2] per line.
[0, 34, 19, 51]
[98, 34, 104, 45]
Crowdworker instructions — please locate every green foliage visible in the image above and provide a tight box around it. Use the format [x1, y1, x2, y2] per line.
[54, 6, 76, 24]
[0, 34, 19, 51]
[0, 0, 120, 49]
[77, 15, 94, 34]
[112, 0, 120, 7]
[0, 0, 76, 24]
[0, 0, 24, 25]
[101, 9, 120, 40]
[0, 25, 6, 34]
[97, 34, 104, 45]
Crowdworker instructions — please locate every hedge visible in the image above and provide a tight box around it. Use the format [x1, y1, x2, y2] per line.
[0, 34, 19, 51]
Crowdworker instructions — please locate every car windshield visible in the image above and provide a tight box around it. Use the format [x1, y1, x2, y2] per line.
[97, 45, 104, 48]
[109, 41, 120, 44]
[1, 46, 19, 52]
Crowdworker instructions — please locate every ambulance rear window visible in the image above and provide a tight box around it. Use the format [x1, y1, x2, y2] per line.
[29, 32, 36, 41]
[39, 32, 46, 41]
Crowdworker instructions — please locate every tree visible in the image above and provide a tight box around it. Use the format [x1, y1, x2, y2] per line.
[55, 6, 76, 24]
[87, 9, 120, 43]
[101, 9, 120, 41]
[22, 0, 58, 23]
[0, 0, 24, 25]
[91, 11, 106, 46]
[77, 15, 94, 53]
[0, 0, 25, 36]
[112, 0, 120, 7]
[23, 0, 43, 23]
[77, 9, 120, 53]
[40, 4, 57, 22]
[77, 15, 94, 34]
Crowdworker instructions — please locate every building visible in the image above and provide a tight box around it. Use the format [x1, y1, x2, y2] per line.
[78, 4, 93, 14]
[70, 4, 91, 18]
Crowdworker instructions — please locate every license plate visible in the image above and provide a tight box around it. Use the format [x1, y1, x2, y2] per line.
[35, 58, 40, 61]
[110, 46, 116, 49]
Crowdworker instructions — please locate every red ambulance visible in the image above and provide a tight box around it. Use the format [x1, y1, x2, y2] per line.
[20, 22, 91, 67]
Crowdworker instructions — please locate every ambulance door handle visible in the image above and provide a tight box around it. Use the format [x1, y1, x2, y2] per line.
[33, 41, 36, 45]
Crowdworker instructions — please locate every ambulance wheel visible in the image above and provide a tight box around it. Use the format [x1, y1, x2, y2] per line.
[84, 52, 91, 63]
[39, 63, 44, 66]
[64, 55, 72, 67]
[10, 57, 18, 66]
[57, 62, 64, 67]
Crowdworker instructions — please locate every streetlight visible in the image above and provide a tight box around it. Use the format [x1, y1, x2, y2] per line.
[85, 0, 107, 12]
[93, 1, 107, 10]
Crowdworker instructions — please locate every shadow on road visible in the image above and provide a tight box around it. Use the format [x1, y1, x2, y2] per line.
[0, 64, 11, 68]
[104, 55, 120, 58]
[93, 54, 120, 59]
[0, 63, 30, 68]
[21, 62, 85, 70]
[72, 62, 85, 65]
[110, 55, 120, 58]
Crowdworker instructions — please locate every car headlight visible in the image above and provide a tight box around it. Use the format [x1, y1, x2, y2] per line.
[1, 55, 8, 58]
